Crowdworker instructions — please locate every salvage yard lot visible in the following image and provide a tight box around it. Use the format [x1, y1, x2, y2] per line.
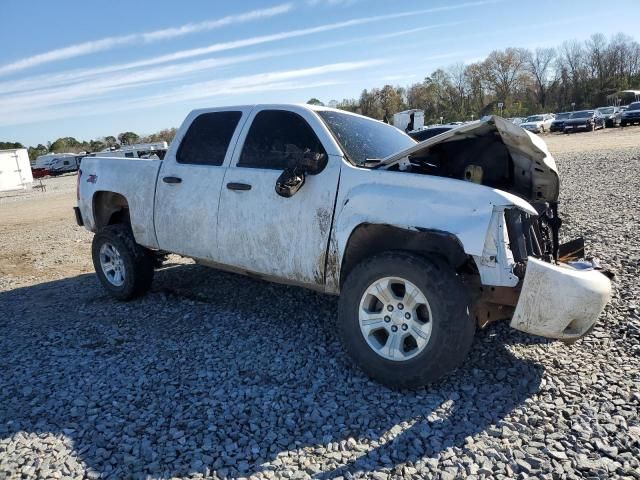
[1, 127, 639, 479]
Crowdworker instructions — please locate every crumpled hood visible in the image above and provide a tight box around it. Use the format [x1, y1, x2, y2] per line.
[378, 115, 560, 202]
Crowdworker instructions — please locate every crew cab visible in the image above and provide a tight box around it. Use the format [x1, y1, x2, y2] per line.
[75, 105, 612, 388]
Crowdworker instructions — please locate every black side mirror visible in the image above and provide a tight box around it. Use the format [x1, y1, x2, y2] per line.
[275, 167, 305, 198]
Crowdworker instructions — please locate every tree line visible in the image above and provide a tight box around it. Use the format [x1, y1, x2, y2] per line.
[2, 32, 638, 160]
[1, 129, 177, 161]
[315, 32, 640, 123]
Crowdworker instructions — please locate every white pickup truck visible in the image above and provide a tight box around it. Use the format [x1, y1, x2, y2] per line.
[75, 104, 612, 388]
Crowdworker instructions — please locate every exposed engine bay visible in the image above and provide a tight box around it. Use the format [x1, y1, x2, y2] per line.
[376, 117, 570, 267]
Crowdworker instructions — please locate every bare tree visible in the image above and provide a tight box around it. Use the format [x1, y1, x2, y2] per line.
[527, 48, 557, 108]
[483, 48, 528, 105]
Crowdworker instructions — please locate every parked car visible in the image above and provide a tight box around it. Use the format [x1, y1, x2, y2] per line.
[75, 105, 611, 388]
[408, 125, 454, 142]
[550, 112, 572, 132]
[620, 101, 640, 126]
[563, 110, 605, 133]
[596, 106, 623, 128]
[520, 114, 555, 133]
[509, 117, 525, 125]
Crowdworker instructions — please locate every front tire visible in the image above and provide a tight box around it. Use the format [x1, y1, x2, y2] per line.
[92, 224, 154, 300]
[338, 252, 474, 389]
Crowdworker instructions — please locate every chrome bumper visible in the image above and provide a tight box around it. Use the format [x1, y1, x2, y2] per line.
[510, 257, 612, 340]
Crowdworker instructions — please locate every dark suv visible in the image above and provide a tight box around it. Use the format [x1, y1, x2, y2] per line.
[620, 102, 640, 126]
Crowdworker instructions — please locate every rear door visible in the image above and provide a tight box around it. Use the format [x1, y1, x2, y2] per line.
[216, 107, 342, 287]
[154, 108, 250, 260]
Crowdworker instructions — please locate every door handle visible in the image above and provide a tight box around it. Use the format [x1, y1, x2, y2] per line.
[226, 182, 252, 191]
[162, 176, 182, 184]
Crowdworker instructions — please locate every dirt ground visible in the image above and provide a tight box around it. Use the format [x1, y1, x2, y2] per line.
[0, 125, 639, 289]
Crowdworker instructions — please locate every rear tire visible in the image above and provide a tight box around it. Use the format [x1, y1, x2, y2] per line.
[92, 224, 154, 300]
[338, 251, 474, 389]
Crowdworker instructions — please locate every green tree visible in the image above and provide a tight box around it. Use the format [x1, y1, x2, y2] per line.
[0, 141, 24, 149]
[49, 137, 81, 153]
[27, 144, 48, 161]
[306, 98, 324, 106]
[117, 132, 139, 146]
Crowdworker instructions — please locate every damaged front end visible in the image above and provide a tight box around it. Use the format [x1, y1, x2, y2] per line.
[473, 203, 612, 341]
[501, 205, 612, 340]
[377, 116, 612, 341]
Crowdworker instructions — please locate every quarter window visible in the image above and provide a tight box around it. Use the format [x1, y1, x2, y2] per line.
[238, 110, 325, 170]
[177, 111, 242, 166]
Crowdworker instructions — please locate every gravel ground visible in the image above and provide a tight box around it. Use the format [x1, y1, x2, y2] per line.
[1, 131, 639, 479]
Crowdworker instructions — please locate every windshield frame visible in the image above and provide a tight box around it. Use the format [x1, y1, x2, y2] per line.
[315, 109, 416, 166]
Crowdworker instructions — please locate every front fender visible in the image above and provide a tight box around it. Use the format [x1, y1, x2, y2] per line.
[330, 165, 535, 290]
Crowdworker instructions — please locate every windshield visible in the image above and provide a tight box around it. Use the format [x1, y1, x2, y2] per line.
[555, 112, 571, 119]
[570, 111, 594, 119]
[628, 102, 640, 111]
[526, 115, 544, 122]
[597, 107, 614, 114]
[317, 110, 415, 165]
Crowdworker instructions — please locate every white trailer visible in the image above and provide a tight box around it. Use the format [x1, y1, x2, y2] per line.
[393, 109, 424, 132]
[0, 148, 33, 192]
[48, 154, 85, 175]
[34, 152, 76, 169]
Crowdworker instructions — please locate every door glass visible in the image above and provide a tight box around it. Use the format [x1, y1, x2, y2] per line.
[238, 110, 325, 170]
[177, 111, 242, 166]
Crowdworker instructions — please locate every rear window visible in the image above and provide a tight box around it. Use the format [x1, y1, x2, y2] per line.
[627, 102, 640, 111]
[177, 111, 242, 166]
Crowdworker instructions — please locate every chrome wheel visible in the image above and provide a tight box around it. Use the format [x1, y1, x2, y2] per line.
[99, 242, 126, 287]
[359, 276, 432, 361]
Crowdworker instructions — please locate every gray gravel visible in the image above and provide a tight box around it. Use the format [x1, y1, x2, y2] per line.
[1, 145, 639, 479]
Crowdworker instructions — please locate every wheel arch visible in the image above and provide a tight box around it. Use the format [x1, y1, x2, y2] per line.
[338, 223, 473, 289]
[93, 191, 130, 229]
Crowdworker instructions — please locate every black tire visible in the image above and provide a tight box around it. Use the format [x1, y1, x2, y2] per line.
[337, 251, 474, 389]
[92, 224, 154, 300]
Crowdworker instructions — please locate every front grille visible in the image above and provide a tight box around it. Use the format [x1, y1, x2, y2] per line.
[504, 208, 553, 263]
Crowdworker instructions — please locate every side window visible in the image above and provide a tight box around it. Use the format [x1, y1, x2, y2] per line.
[124, 152, 134, 158]
[238, 110, 326, 170]
[177, 111, 242, 166]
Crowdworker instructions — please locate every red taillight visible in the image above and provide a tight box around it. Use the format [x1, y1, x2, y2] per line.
[76, 168, 82, 201]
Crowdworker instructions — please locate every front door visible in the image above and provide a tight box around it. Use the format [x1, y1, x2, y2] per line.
[154, 109, 249, 260]
[216, 108, 341, 287]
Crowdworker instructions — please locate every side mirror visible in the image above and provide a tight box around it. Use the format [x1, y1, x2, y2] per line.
[275, 167, 305, 198]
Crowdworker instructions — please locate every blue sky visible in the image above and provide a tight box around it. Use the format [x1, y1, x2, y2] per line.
[1, 0, 638, 146]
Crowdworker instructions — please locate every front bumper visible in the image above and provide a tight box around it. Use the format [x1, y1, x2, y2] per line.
[510, 257, 611, 340]
[564, 123, 590, 131]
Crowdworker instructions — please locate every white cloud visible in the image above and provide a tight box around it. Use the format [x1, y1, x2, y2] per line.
[0, 61, 377, 126]
[0, 12, 471, 97]
[0, 3, 293, 76]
